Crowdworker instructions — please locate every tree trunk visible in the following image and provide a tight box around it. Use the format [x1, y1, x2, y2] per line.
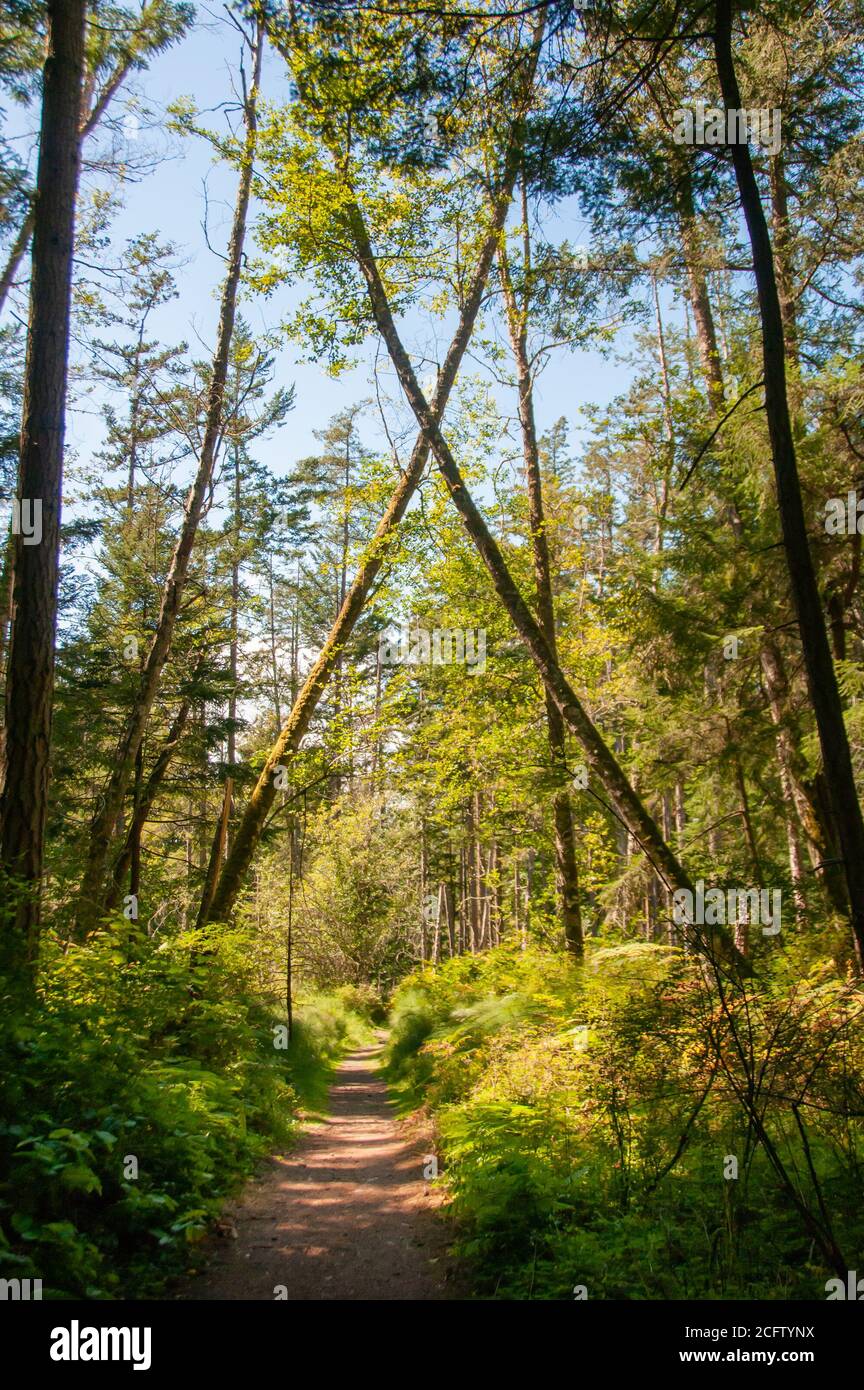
[759, 638, 847, 915]
[644, 881, 655, 942]
[661, 792, 675, 945]
[0, 209, 35, 320]
[514, 856, 522, 947]
[228, 443, 241, 771]
[714, 0, 864, 968]
[778, 760, 807, 919]
[488, 840, 501, 946]
[198, 777, 234, 931]
[499, 218, 583, 957]
[0, 0, 86, 982]
[458, 846, 467, 955]
[105, 694, 192, 909]
[286, 816, 295, 1039]
[769, 150, 798, 362]
[444, 877, 455, 958]
[675, 166, 725, 410]
[419, 817, 427, 963]
[129, 741, 144, 904]
[0, 519, 16, 773]
[267, 552, 282, 734]
[432, 881, 443, 964]
[678, 167, 816, 927]
[74, 21, 265, 936]
[467, 794, 480, 954]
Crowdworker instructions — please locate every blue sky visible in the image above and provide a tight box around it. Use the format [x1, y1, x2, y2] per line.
[4, 9, 649, 493]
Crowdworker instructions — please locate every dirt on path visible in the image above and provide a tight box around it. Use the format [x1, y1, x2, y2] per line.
[179, 1041, 456, 1301]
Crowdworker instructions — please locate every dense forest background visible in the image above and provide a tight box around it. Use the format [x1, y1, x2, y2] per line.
[1, 0, 864, 1302]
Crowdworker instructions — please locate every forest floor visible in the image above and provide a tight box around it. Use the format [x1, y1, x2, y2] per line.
[177, 1037, 457, 1300]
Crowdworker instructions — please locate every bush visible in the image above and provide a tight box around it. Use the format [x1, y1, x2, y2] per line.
[385, 941, 864, 1300]
[0, 925, 365, 1298]
[333, 981, 387, 1026]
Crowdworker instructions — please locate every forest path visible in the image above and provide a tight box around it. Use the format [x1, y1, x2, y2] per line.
[179, 1040, 454, 1300]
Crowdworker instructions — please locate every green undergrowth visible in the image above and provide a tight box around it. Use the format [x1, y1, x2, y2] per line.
[384, 941, 864, 1300]
[286, 984, 377, 1116]
[0, 923, 371, 1299]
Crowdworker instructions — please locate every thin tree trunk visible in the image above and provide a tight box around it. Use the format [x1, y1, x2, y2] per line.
[661, 792, 675, 945]
[467, 794, 479, 954]
[717, 0, 864, 968]
[0, 209, 35, 319]
[499, 216, 583, 956]
[647, 884, 661, 939]
[525, 847, 536, 940]
[75, 21, 265, 935]
[652, 272, 675, 459]
[488, 840, 501, 946]
[732, 752, 763, 889]
[0, 0, 86, 982]
[458, 846, 467, 955]
[444, 877, 455, 958]
[372, 641, 382, 778]
[675, 165, 725, 410]
[0, 519, 16, 772]
[726, 727, 761, 959]
[514, 856, 522, 947]
[106, 694, 192, 908]
[759, 639, 846, 914]
[290, 569, 300, 709]
[282, 816, 295, 1039]
[331, 432, 351, 780]
[769, 150, 798, 361]
[267, 553, 282, 733]
[432, 881, 443, 965]
[678, 162, 816, 928]
[778, 760, 807, 919]
[129, 741, 144, 904]
[198, 777, 234, 930]
[419, 817, 427, 963]
[228, 443, 241, 771]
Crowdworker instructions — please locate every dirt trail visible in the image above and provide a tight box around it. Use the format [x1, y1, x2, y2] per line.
[179, 1041, 454, 1300]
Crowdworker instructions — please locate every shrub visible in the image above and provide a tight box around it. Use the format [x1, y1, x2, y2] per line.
[0, 926, 364, 1298]
[385, 941, 864, 1300]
